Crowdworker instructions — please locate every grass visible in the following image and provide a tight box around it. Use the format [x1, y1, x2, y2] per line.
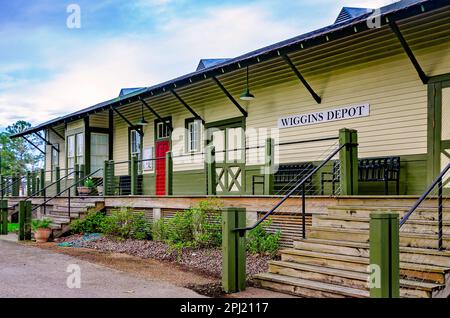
[7, 223, 19, 233]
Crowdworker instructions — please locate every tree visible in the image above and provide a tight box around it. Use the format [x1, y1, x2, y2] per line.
[0, 121, 44, 176]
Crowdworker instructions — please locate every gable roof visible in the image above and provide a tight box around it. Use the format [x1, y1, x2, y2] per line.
[196, 59, 231, 71]
[11, 0, 447, 138]
[335, 7, 371, 24]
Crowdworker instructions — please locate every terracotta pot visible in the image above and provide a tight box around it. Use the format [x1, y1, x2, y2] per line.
[77, 186, 92, 196]
[34, 228, 52, 243]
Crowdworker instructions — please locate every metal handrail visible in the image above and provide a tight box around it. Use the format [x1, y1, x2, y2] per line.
[234, 143, 348, 236]
[400, 162, 450, 227]
[31, 168, 103, 213]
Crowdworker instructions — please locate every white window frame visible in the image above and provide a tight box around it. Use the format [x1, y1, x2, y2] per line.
[157, 121, 170, 140]
[187, 119, 202, 153]
[67, 133, 84, 179]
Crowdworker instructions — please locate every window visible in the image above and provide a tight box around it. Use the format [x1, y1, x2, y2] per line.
[186, 119, 202, 153]
[157, 121, 170, 140]
[51, 144, 59, 181]
[67, 133, 84, 178]
[91, 133, 109, 177]
[130, 129, 143, 173]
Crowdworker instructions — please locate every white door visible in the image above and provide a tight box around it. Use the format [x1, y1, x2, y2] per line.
[91, 133, 109, 177]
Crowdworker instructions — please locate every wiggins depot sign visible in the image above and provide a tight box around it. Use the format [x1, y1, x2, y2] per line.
[278, 104, 370, 129]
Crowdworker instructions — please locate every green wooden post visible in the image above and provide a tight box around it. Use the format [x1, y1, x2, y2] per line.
[206, 145, 216, 195]
[264, 138, 275, 195]
[369, 212, 400, 298]
[222, 207, 246, 293]
[74, 164, 80, 196]
[26, 171, 32, 196]
[166, 152, 173, 196]
[55, 167, 61, 194]
[79, 164, 85, 182]
[12, 174, 20, 197]
[131, 155, 138, 195]
[24, 200, 32, 240]
[0, 175, 4, 199]
[103, 160, 115, 196]
[339, 128, 358, 195]
[18, 201, 26, 240]
[40, 169, 45, 196]
[0, 200, 8, 235]
[31, 172, 37, 195]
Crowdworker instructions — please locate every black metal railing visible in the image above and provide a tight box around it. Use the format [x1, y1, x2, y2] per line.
[234, 142, 349, 237]
[400, 162, 450, 250]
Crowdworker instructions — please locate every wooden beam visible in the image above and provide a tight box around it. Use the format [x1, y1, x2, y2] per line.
[35, 132, 59, 153]
[282, 54, 321, 104]
[389, 20, 428, 84]
[112, 107, 143, 136]
[49, 127, 64, 140]
[22, 136, 45, 155]
[212, 77, 248, 117]
[140, 98, 173, 131]
[171, 90, 205, 124]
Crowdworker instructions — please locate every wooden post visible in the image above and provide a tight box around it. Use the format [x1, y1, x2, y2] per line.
[26, 171, 32, 196]
[369, 212, 400, 298]
[222, 207, 246, 293]
[31, 171, 37, 195]
[18, 200, 32, 241]
[131, 155, 138, 195]
[0, 175, 4, 199]
[0, 200, 8, 235]
[103, 160, 115, 196]
[206, 145, 216, 195]
[55, 167, 61, 194]
[166, 151, 173, 196]
[40, 169, 45, 196]
[12, 174, 20, 197]
[339, 128, 358, 195]
[79, 164, 85, 182]
[264, 138, 275, 195]
[74, 164, 80, 196]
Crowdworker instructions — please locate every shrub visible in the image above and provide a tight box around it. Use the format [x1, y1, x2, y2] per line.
[246, 220, 281, 258]
[100, 208, 151, 240]
[31, 218, 52, 231]
[152, 218, 168, 241]
[70, 210, 106, 234]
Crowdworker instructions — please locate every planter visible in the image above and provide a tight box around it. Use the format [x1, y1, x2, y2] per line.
[34, 228, 52, 243]
[97, 186, 104, 196]
[77, 186, 92, 196]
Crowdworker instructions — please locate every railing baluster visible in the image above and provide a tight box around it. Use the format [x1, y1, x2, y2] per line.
[438, 177, 443, 251]
[302, 183, 306, 239]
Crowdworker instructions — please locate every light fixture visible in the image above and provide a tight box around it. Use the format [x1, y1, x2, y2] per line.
[240, 66, 255, 101]
[136, 103, 149, 126]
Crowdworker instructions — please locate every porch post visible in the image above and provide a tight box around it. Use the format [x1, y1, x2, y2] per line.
[18, 200, 32, 241]
[206, 145, 216, 195]
[339, 128, 359, 195]
[79, 164, 85, 182]
[12, 174, 20, 197]
[74, 164, 80, 196]
[369, 212, 400, 298]
[103, 160, 115, 196]
[264, 138, 275, 195]
[166, 152, 173, 196]
[131, 155, 138, 195]
[55, 167, 61, 194]
[31, 171, 37, 196]
[222, 207, 246, 293]
[0, 200, 7, 235]
[26, 171, 31, 196]
[40, 169, 45, 197]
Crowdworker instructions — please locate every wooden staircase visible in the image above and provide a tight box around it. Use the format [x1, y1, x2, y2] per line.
[44, 198, 105, 238]
[253, 204, 450, 298]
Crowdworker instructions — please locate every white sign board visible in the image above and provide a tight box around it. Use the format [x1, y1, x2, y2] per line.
[143, 147, 154, 171]
[278, 104, 370, 129]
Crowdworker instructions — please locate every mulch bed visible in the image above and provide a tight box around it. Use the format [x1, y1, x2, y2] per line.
[59, 235, 271, 279]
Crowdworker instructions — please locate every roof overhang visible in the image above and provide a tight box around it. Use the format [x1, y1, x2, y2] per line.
[10, 0, 450, 139]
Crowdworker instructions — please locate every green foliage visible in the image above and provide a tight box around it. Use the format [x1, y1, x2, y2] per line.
[7, 223, 19, 233]
[100, 208, 151, 240]
[154, 199, 223, 250]
[84, 178, 95, 189]
[70, 210, 106, 234]
[31, 218, 52, 231]
[246, 220, 281, 258]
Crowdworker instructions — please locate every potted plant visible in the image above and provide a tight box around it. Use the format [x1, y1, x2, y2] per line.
[32, 219, 52, 243]
[78, 178, 94, 196]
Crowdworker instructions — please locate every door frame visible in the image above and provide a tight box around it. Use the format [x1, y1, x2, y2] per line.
[427, 74, 450, 184]
[205, 117, 246, 195]
[154, 117, 172, 195]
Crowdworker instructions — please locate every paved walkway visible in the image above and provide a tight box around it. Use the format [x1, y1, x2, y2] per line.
[0, 239, 203, 298]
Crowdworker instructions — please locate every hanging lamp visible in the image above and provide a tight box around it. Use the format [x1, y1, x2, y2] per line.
[240, 66, 255, 101]
[136, 103, 149, 126]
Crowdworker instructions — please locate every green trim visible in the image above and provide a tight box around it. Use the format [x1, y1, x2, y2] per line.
[205, 116, 245, 130]
[427, 73, 450, 84]
[154, 116, 172, 142]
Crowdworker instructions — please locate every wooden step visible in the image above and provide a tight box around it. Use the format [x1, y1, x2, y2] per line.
[327, 206, 450, 221]
[293, 238, 450, 267]
[253, 272, 368, 298]
[307, 226, 450, 249]
[314, 215, 450, 235]
[280, 249, 449, 284]
[268, 260, 444, 298]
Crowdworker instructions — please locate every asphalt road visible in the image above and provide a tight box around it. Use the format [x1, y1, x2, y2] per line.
[0, 240, 203, 298]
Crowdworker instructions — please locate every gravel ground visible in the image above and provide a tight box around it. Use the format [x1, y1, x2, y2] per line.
[67, 236, 271, 278]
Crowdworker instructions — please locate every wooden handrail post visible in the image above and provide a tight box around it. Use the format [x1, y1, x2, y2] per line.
[55, 167, 61, 194]
[206, 145, 216, 195]
[74, 164, 80, 196]
[166, 151, 173, 196]
[18, 200, 32, 241]
[131, 155, 138, 195]
[12, 174, 20, 197]
[26, 171, 32, 196]
[0, 200, 8, 235]
[339, 128, 359, 195]
[103, 160, 115, 196]
[369, 212, 400, 298]
[222, 207, 246, 293]
[40, 169, 45, 197]
[264, 138, 275, 195]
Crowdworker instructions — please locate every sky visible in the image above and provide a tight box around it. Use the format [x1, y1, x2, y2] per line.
[0, 0, 397, 130]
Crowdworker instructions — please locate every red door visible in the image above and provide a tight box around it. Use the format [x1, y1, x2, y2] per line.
[155, 140, 170, 195]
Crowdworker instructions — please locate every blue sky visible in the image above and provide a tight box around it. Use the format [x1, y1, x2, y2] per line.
[0, 0, 395, 130]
